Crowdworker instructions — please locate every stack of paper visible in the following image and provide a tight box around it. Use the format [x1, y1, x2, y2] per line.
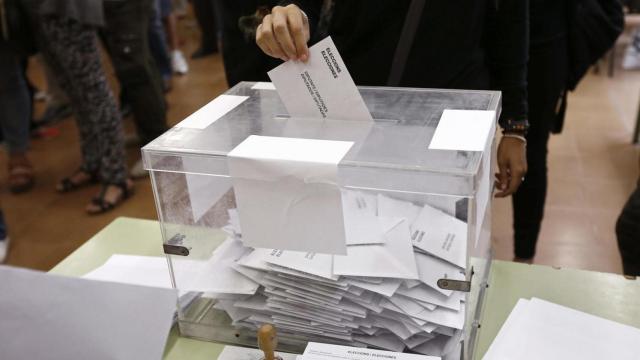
[484, 298, 640, 360]
[201, 191, 467, 357]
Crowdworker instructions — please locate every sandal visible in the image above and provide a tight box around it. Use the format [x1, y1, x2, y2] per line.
[57, 169, 99, 193]
[87, 180, 134, 215]
[9, 157, 35, 194]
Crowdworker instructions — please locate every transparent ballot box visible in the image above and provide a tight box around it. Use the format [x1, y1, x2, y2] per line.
[142, 82, 501, 359]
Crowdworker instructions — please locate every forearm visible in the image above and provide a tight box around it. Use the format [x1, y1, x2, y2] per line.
[486, 0, 529, 129]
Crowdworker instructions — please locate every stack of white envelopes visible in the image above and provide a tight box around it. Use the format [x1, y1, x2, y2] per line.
[210, 191, 468, 356]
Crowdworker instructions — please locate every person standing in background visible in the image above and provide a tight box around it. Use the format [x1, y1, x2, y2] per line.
[256, 0, 529, 199]
[148, 0, 173, 92]
[217, 1, 279, 87]
[510, 0, 571, 262]
[160, 0, 189, 75]
[0, 0, 35, 194]
[616, 157, 640, 276]
[29, 0, 134, 214]
[100, 0, 168, 178]
[191, 0, 218, 59]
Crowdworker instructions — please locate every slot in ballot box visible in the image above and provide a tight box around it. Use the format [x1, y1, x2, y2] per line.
[142, 82, 501, 359]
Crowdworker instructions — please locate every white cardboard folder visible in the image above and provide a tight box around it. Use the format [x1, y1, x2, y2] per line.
[228, 135, 353, 255]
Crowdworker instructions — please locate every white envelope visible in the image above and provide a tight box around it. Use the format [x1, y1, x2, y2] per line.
[268, 36, 373, 122]
[262, 248, 337, 280]
[170, 238, 259, 295]
[410, 204, 467, 268]
[333, 220, 419, 279]
[414, 252, 466, 297]
[342, 190, 404, 245]
[217, 345, 298, 360]
[377, 194, 422, 224]
[348, 277, 403, 297]
[228, 135, 353, 255]
[397, 283, 464, 311]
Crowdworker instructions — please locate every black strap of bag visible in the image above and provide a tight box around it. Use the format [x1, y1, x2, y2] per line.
[566, 0, 624, 90]
[387, 0, 426, 86]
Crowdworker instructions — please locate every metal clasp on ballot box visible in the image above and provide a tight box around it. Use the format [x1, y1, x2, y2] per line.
[163, 233, 190, 256]
[438, 266, 474, 292]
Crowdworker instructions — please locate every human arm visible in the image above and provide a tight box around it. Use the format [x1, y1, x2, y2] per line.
[486, 0, 530, 197]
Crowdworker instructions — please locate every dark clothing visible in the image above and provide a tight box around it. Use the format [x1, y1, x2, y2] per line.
[149, 0, 172, 81]
[512, 0, 569, 259]
[617, 181, 640, 276]
[28, 0, 104, 26]
[192, 0, 219, 53]
[101, 0, 168, 146]
[0, 37, 31, 155]
[219, 1, 280, 87]
[292, 0, 529, 125]
[36, 16, 127, 184]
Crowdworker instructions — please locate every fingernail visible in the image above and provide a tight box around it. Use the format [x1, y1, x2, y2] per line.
[300, 54, 308, 62]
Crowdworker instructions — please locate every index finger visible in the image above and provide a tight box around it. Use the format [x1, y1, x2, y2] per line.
[287, 6, 309, 61]
[272, 9, 297, 60]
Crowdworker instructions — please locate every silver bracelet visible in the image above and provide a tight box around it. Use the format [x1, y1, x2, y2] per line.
[502, 133, 527, 145]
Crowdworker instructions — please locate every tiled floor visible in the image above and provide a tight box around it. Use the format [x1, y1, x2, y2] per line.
[1, 22, 638, 274]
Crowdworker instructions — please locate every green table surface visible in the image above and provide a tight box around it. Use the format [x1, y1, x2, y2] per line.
[49, 217, 640, 359]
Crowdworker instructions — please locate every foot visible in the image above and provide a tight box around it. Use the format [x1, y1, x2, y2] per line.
[8, 154, 35, 194]
[86, 179, 134, 215]
[513, 257, 534, 264]
[56, 169, 97, 193]
[171, 50, 189, 75]
[0, 237, 9, 263]
[130, 159, 148, 179]
[35, 103, 73, 125]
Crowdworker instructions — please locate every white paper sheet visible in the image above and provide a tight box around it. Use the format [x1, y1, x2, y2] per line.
[428, 110, 496, 151]
[0, 265, 177, 360]
[342, 190, 399, 245]
[333, 220, 419, 279]
[377, 194, 422, 225]
[483, 298, 640, 360]
[396, 283, 464, 311]
[251, 82, 276, 90]
[261, 249, 337, 280]
[217, 345, 298, 360]
[86, 242, 259, 295]
[303, 342, 440, 359]
[410, 204, 467, 269]
[83, 254, 172, 288]
[175, 94, 248, 129]
[183, 157, 232, 222]
[228, 135, 353, 255]
[268, 36, 372, 121]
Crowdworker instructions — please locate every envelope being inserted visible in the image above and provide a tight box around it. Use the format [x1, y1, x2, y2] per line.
[228, 135, 354, 255]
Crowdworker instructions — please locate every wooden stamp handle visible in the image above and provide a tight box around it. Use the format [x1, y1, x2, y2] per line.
[258, 324, 278, 360]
